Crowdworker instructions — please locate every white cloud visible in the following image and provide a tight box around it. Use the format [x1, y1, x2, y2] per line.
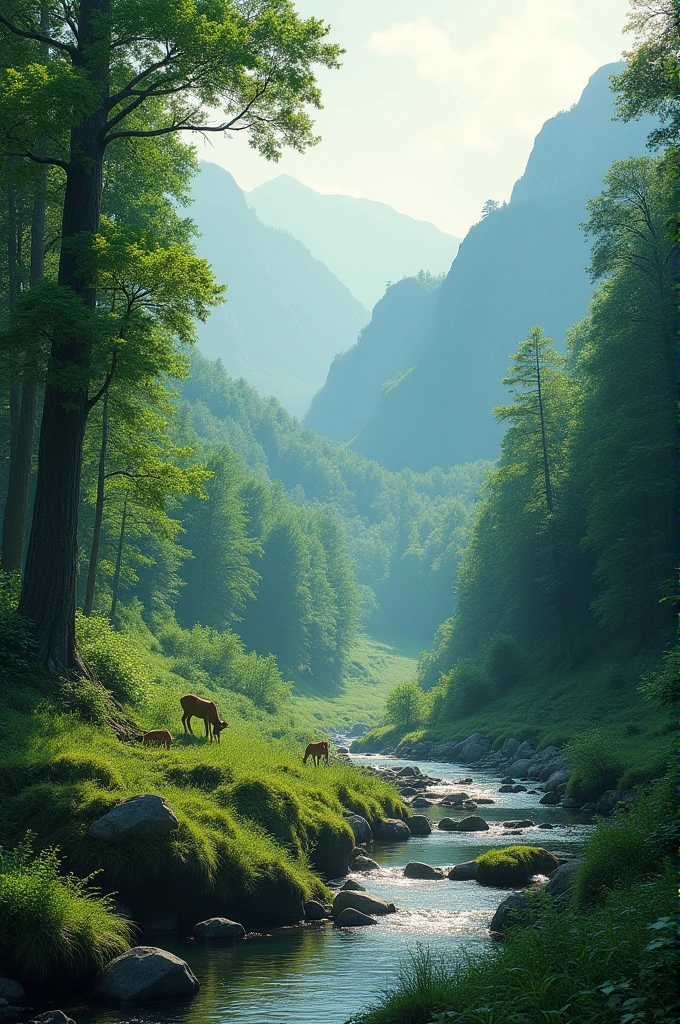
[367, 2, 602, 151]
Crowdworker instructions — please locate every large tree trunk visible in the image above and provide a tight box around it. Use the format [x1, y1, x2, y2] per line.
[18, 0, 110, 674]
[83, 389, 108, 616]
[1, 174, 45, 571]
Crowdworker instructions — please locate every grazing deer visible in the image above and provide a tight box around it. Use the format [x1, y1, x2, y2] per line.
[303, 741, 329, 766]
[180, 694, 228, 743]
[142, 729, 172, 749]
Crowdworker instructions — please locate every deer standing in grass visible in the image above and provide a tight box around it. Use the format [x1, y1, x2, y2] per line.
[180, 694, 228, 743]
[303, 741, 329, 766]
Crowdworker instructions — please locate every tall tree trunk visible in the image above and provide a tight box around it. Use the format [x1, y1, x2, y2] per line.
[109, 493, 127, 627]
[83, 390, 108, 616]
[1, 173, 45, 571]
[18, 0, 111, 673]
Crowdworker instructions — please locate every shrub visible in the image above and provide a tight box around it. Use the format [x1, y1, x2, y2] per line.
[384, 681, 426, 728]
[640, 644, 679, 706]
[0, 571, 35, 682]
[482, 633, 523, 692]
[0, 837, 130, 990]
[565, 727, 626, 800]
[476, 846, 558, 887]
[439, 659, 493, 718]
[75, 613, 147, 705]
[47, 676, 114, 724]
[574, 778, 674, 907]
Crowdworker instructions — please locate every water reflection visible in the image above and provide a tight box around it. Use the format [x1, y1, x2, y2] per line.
[75, 755, 593, 1024]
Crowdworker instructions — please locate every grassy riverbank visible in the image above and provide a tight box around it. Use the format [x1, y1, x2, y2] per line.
[349, 780, 676, 1024]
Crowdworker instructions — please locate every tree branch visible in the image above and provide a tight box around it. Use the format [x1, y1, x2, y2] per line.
[0, 12, 75, 54]
[87, 349, 118, 412]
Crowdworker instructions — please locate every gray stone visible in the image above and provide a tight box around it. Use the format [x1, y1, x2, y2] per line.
[475, 798, 495, 804]
[332, 891, 395, 917]
[502, 820, 534, 828]
[374, 818, 410, 842]
[396, 766, 417, 777]
[560, 796, 580, 809]
[345, 813, 372, 845]
[489, 892, 532, 934]
[537, 822, 554, 829]
[141, 911, 177, 934]
[27, 1014, 75, 1024]
[539, 758, 566, 782]
[96, 947, 199, 1003]
[539, 791, 560, 805]
[447, 860, 478, 881]
[442, 792, 470, 805]
[501, 776, 516, 785]
[507, 759, 532, 777]
[545, 771, 570, 792]
[500, 738, 520, 758]
[515, 740, 538, 760]
[438, 817, 459, 831]
[452, 734, 491, 764]
[596, 790, 637, 816]
[303, 901, 328, 922]
[403, 862, 444, 879]
[498, 784, 515, 793]
[0, 982, 25, 1006]
[406, 815, 432, 836]
[512, 785, 527, 793]
[336, 747, 350, 755]
[351, 854, 380, 871]
[411, 796, 433, 807]
[456, 815, 489, 832]
[341, 879, 366, 891]
[544, 858, 583, 898]
[194, 917, 246, 939]
[334, 908, 377, 927]
[88, 795, 178, 844]
[399, 786, 419, 797]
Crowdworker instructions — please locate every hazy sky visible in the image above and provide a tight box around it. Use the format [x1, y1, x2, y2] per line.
[200, 0, 631, 236]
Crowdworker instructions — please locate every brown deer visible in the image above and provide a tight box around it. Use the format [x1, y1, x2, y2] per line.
[303, 741, 329, 766]
[180, 694, 228, 743]
[142, 729, 172, 749]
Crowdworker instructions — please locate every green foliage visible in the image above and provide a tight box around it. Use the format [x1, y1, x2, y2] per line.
[575, 778, 675, 907]
[475, 846, 557, 887]
[481, 633, 523, 693]
[75, 613, 147, 705]
[0, 570, 34, 681]
[565, 728, 627, 801]
[640, 643, 679, 707]
[0, 837, 130, 990]
[436, 660, 493, 718]
[384, 681, 427, 729]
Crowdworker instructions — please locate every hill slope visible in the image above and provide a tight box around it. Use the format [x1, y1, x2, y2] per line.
[308, 64, 654, 471]
[190, 163, 369, 419]
[247, 175, 460, 309]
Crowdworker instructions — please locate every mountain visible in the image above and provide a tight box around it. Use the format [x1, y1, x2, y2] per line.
[308, 63, 655, 471]
[189, 162, 369, 419]
[304, 275, 437, 442]
[247, 175, 460, 309]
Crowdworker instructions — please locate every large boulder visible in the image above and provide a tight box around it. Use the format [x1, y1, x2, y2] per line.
[539, 760, 566, 782]
[374, 818, 410, 842]
[451, 733, 491, 764]
[560, 796, 580, 809]
[502, 820, 535, 829]
[544, 859, 583, 898]
[545, 771, 570, 792]
[194, 917, 246, 939]
[406, 815, 432, 836]
[489, 892, 533, 935]
[332, 891, 395, 917]
[96, 947, 199, 1003]
[303, 901, 328, 922]
[447, 860, 478, 881]
[345, 813, 372, 845]
[351, 854, 380, 871]
[596, 790, 637, 816]
[539, 792, 560, 805]
[500, 738, 520, 759]
[438, 817, 459, 831]
[88, 795, 178, 844]
[403, 862, 444, 880]
[515, 740, 537, 760]
[507, 759, 532, 777]
[0, 982, 25, 1005]
[456, 816, 489, 832]
[477, 847, 559, 887]
[334, 908, 377, 927]
[396, 766, 417, 777]
[441, 792, 470, 805]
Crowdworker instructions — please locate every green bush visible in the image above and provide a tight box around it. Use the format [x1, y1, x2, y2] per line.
[640, 644, 679, 706]
[46, 676, 115, 724]
[575, 778, 674, 907]
[0, 571, 36, 682]
[437, 659, 493, 718]
[384, 681, 426, 728]
[476, 845, 558, 887]
[482, 633, 523, 692]
[565, 727, 626, 800]
[0, 837, 130, 990]
[75, 613, 147, 705]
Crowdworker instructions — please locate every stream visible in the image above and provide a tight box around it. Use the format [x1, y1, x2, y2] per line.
[75, 755, 595, 1024]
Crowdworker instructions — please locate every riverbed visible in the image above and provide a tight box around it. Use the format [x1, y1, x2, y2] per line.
[75, 755, 594, 1024]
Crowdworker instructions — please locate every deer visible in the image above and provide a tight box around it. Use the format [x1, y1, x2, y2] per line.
[303, 741, 329, 766]
[142, 729, 172, 749]
[180, 694, 228, 743]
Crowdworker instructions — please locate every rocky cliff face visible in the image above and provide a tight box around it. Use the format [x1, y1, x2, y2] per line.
[309, 63, 655, 471]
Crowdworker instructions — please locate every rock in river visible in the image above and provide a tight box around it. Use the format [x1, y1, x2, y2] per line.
[456, 815, 489, 832]
[96, 947, 199, 1003]
[489, 892, 533, 935]
[194, 917, 246, 939]
[539, 791, 560, 805]
[438, 817, 459, 831]
[544, 858, 583, 898]
[345, 813, 372, 845]
[411, 796, 433, 808]
[406, 815, 432, 836]
[352, 854, 380, 871]
[88, 795, 178, 844]
[334, 908, 376, 928]
[502, 820, 534, 829]
[303, 901, 328, 922]
[403, 862, 444, 879]
[332, 891, 395, 917]
[341, 879, 366, 891]
[447, 860, 478, 881]
[374, 818, 410, 842]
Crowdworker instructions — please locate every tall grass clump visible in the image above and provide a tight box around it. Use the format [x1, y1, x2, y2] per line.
[565, 727, 626, 800]
[75, 613, 148, 705]
[0, 837, 131, 990]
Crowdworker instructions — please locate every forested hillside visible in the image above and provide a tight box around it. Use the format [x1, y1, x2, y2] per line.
[309, 63, 657, 470]
[190, 162, 369, 418]
[247, 174, 460, 309]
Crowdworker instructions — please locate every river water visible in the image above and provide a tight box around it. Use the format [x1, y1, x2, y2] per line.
[76, 755, 594, 1024]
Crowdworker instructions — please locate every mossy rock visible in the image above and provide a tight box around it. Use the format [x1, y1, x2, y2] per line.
[476, 846, 559, 887]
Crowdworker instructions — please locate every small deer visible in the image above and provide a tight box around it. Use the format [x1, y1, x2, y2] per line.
[142, 729, 172, 749]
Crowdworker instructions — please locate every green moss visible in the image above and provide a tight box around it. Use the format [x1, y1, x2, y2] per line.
[476, 846, 559, 887]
